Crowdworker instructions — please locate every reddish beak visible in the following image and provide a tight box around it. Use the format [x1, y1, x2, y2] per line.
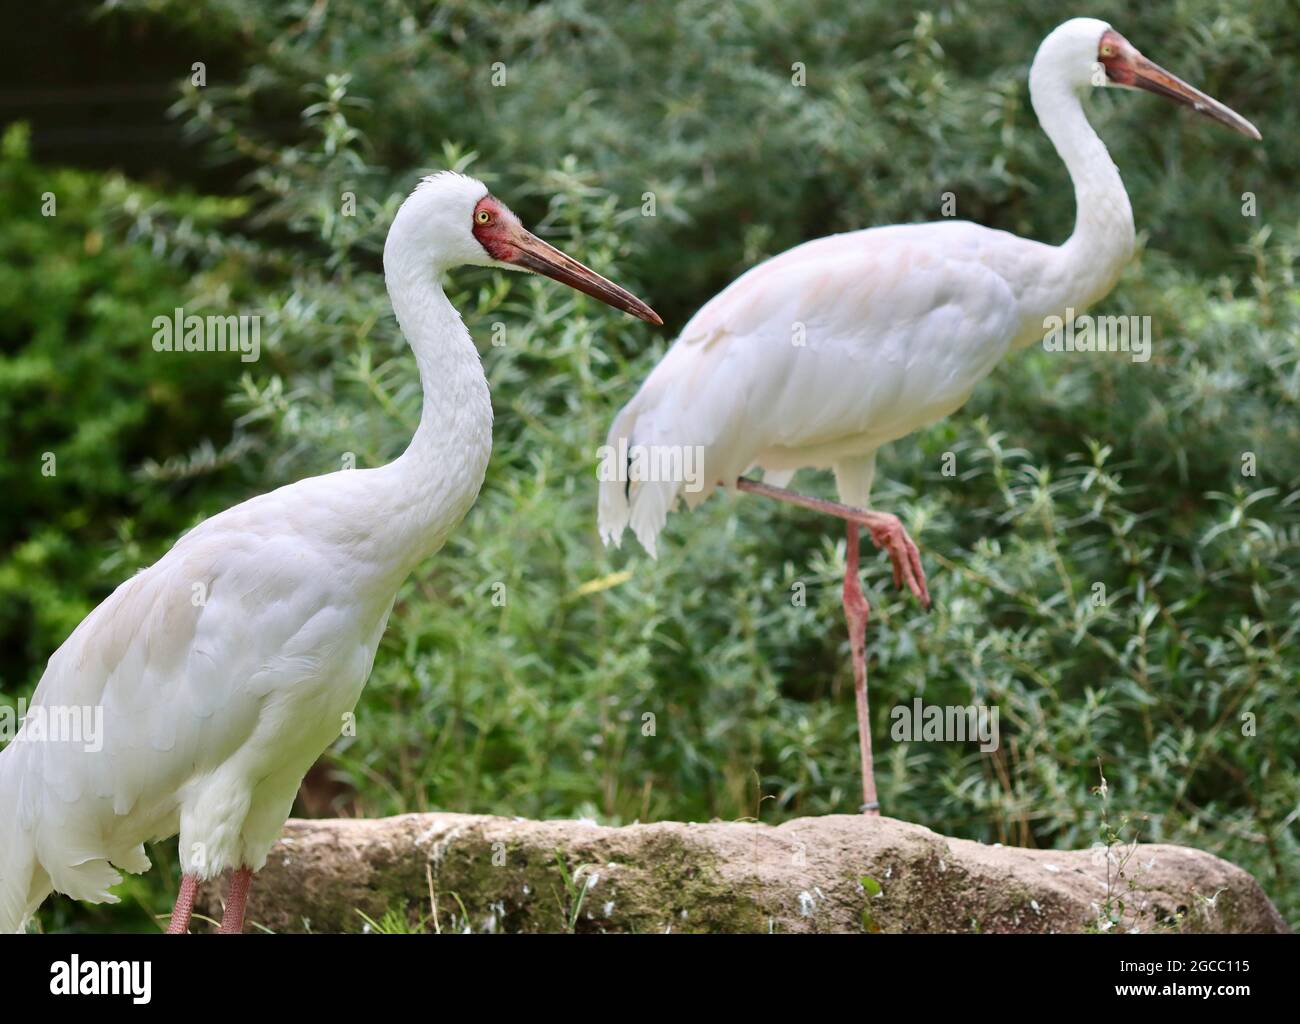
[1128, 53, 1261, 141]
[504, 228, 663, 326]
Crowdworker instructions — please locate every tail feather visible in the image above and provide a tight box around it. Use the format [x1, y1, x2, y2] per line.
[605, 313, 781, 557]
[0, 745, 47, 934]
[597, 404, 639, 551]
[627, 479, 678, 559]
[599, 400, 693, 560]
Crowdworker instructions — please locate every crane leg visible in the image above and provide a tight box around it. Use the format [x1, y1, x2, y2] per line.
[735, 476, 931, 816]
[165, 874, 199, 934]
[734, 477, 930, 608]
[843, 521, 879, 815]
[218, 867, 253, 934]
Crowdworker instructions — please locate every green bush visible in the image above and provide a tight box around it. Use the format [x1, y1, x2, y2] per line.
[0, 123, 261, 687]
[10, 0, 1299, 930]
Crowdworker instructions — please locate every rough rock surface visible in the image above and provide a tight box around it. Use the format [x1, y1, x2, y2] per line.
[198, 813, 1288, 934]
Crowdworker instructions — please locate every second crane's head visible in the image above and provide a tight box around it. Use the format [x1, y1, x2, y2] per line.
[1033, 17, 1261, 141]
[385, 171, 662, 325]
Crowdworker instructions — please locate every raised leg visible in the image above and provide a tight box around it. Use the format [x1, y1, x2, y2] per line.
[735, 477, 929, 608]
[843, 522, 880, 814]
[166, 874, 199, 934]
[219, 867, 253, 935]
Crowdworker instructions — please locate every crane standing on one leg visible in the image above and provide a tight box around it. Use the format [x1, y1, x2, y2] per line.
[599, 18, 1260, 814]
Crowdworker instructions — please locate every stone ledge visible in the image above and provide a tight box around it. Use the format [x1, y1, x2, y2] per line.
[198, 812, 1288, 934]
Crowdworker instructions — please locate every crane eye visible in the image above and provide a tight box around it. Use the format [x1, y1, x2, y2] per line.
[476, 210, 492, 224]
[1100, 44, 1113, 57]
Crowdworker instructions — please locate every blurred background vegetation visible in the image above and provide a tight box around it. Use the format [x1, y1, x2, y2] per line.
[0, 0, 1295, 931]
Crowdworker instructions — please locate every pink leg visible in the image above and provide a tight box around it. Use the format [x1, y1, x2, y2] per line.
[219, 867, 253, 934]
[843, 522, 880, 814]
[166, 874, 200, 934]
[736, 476, 932, 815]
[735, 477, 929, 608]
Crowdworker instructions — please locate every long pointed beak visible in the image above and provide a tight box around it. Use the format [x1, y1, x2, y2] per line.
[506, 229, 662, 326]
[1130, 53, 1261, 140]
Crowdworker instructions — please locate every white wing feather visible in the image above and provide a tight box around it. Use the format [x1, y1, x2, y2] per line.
[599, 220, 1046, 554]
[1, 472, 400, 930]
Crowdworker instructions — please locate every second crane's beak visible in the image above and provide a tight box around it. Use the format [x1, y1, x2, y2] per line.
[1100, 30, 1261, 140]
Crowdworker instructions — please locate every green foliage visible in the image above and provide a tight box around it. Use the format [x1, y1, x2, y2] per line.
[552, 850, 594, 933]
[861, 875, 883, 933]
[0, 122, 258, 685]
[8, 0, 1299, 931]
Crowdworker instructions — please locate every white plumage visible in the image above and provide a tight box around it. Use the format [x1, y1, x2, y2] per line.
[599, 219, 1104, 553]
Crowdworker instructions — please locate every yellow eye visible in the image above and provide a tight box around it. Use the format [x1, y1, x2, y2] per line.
[476, 210, 491, 224]
[1100, 44, 1113, 56]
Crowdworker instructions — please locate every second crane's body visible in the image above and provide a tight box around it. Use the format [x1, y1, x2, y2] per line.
[607, 209, 1130, 536]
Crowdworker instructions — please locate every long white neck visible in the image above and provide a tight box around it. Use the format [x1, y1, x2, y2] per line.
[372, 249, 493, 568]
[1029, 59, 1136, 316]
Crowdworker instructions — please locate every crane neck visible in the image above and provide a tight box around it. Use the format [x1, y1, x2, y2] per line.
[374, 251, 493, 566]
[1029, 62, 1136, 308]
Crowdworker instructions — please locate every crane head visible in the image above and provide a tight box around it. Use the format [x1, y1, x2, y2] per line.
[471, 195, 662, 325]
[385, 171, 662, 326]
[1095, 26, 1261, 140]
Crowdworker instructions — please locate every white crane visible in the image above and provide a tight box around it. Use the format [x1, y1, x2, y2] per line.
[599, 18, 1259, 815]
[0, 171, 660, 934]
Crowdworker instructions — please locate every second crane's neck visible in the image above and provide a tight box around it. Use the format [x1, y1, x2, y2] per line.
[377, 254, 493, 564]
[1029, 61, 1136, 313]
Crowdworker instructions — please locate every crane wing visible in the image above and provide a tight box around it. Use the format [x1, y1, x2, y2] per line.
[4, 495, 359, 905]
[599, 221, 1030, 554]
